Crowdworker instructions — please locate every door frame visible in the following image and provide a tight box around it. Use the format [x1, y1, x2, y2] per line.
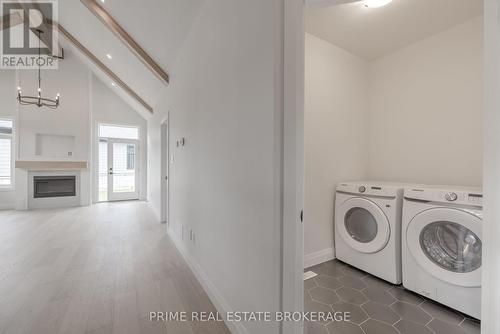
[283, 1, 497, 334]
[282, 0, 305, 333]
[482, 1, 500, 332]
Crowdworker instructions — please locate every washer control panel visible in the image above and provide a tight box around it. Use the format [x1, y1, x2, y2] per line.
[444, 192, 458, 202]
[468, 193, 483, 205]
[405, 187, 482, 207]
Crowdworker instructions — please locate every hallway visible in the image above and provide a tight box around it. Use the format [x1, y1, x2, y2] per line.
[0, 202, 230, 334]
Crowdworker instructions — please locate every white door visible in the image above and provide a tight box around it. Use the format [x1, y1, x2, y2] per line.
[336, 197, 391, 254]
[98, 138, 139, 202]
[161, 119, 169, 224]
[406, 208, 482, 287]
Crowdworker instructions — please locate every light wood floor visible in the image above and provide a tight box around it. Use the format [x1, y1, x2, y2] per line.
[0, 202, 231, 334]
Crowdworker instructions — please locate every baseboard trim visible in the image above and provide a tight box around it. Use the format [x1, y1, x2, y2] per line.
[304, 248, 335, 269]
[167, 230, 248, 334]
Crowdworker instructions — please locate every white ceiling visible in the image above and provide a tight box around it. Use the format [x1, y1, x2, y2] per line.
[305, 0, 483, 60]
[57, 0, 205, 115]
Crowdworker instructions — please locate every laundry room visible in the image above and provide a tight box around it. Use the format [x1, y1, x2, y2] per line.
[302, 0, 483, 333]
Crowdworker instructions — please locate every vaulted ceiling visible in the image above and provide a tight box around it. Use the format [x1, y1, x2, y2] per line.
[56, 0, 205, 116]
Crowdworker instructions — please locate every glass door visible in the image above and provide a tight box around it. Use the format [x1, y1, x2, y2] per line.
[108, 140, 139, 201]
[98, 138, 139, 202]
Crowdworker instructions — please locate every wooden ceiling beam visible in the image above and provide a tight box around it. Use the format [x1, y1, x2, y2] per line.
[47, 20, 153, 113]
[80, 0, 170, 85]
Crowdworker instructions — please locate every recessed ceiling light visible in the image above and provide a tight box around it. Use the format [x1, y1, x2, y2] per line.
[100, 0, 105, 3]
[111, 82, 117, 87]
[106, 54, 112, 60]
[363, 0, 393, 8]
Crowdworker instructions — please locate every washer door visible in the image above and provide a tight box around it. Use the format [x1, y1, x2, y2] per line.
[337, 197, 391, 254]
[406, 208, 482, 287]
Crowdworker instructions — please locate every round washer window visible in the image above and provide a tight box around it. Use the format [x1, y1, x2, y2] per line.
[420, 221, 482, 273]
[344, 208, 378, 243]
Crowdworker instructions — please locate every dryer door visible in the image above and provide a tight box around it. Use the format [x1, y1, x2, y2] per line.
[406, 208, 482, 287]
[337, 197, 391, 254]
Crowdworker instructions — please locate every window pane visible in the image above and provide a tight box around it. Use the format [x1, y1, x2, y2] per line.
[0, 120, 13, 135]
[99, 124, 139, 140]
[98, 140, 108, 201]
[113, 143, 136, 193]
[127, 145, 135, 170]
[0, 138, 11, 185]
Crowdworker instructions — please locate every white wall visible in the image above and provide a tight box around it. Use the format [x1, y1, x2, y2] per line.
[17, 55, 90, 162]
[368, 17, 484, 186]
[304, 33, 369, 262]
[90, 75, 147, 201]
[148, 1, 283, 333]
[0, 70, 17, 209]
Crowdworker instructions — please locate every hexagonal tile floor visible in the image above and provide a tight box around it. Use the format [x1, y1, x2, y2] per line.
[304, 260, 480, 334]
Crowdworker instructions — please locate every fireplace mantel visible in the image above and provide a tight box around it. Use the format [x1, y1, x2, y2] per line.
[15, 161, 88, 170]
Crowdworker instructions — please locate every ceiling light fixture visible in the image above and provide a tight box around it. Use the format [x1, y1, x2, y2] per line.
[111, 82, 117, 87]
[363, 0, 393, 8]
[17, 30, 60, 109]
[106, 54, 112, 59]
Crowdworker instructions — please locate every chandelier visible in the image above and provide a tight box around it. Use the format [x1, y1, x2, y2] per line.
[17, 29, 60, 109]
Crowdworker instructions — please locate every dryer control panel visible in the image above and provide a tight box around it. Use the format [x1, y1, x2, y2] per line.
[337, 183, 400, 198]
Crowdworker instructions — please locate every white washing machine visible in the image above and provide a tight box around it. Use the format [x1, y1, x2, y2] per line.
[402, 186, 482, 319]
[335, 182, 405, 284]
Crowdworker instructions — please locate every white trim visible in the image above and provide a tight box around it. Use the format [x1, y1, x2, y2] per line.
[167, 230, 248, 334]
[282, 0, 305, 333]
[304, 248, 335, 269]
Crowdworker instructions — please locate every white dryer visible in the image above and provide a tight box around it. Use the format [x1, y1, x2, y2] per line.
[335, 182, 405, 284]
[402, 186, 482, 319]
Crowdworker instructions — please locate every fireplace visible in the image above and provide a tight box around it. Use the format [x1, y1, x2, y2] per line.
[33, 176, 77, 198]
